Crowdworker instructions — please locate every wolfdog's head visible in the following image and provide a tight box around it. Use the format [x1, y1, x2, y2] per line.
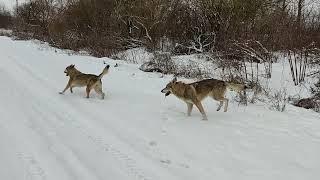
[161, 77, 177, 96]
[64, 64, 76, 76]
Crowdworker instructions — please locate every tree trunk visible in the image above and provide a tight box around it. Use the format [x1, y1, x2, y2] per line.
[296, 0, 304, 47]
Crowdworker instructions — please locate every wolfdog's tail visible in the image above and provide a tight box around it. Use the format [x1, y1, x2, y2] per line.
[225, 82, 247, 92]
[98, 65, 110, 79]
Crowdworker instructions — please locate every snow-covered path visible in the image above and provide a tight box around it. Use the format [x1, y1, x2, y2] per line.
[0, 36, 319, 180]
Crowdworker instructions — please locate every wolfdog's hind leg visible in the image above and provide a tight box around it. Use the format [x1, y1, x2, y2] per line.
[86, 86, 91, 98]
[223, 98, 229, 112]
[94, 85, 105, 99]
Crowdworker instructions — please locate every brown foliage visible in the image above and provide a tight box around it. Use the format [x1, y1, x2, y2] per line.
[12, 0, 320, 56]
[0, 5, 12, 28]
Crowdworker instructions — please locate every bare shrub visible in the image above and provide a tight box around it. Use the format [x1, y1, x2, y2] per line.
[220, 73, 248, 105]
[308, 75, 320, 112]
[112, 48, 153, 64]
[214, 40, 275, 93]
[268, 88, 288, 112]
[140, 52, 212, 79]
[315, 102, 320, 112]
[174, 30, 216, 54]
[292, 50, 320, 113]
[231, 90, 248, 106]
[287, 50, 309, 86]
[213, 40, 276, 105]
[175, 60, 212, 79]
[140, 51, 176, 74]
[0, 29, 12, 36]
[247, 81, 264, 104]
[307, 47, 320, 65]
[306, 47, 320, 77]
[292, 75, 320, 113]
[152, 52, 176, 74]
[14, 0, 58, 41]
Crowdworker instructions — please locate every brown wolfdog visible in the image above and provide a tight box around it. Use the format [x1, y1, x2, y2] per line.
[161, 77, 247, 120]
[59, 64, 110, 99]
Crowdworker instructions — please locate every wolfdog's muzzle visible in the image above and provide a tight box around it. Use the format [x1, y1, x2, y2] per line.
[161, 88, 171, 96]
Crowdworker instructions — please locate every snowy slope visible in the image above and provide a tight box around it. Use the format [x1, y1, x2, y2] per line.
[0, 36, 320, 180]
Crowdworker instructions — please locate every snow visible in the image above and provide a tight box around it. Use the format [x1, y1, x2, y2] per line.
[0, 0, 27, 11]
[113, 48, 153, 64]
[0, 36, 320, 180]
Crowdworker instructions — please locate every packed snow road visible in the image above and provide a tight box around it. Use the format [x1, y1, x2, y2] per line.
[0, 36, 319, 180]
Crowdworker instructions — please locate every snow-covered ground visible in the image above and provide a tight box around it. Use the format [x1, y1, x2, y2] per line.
[0, 36, 320, 180]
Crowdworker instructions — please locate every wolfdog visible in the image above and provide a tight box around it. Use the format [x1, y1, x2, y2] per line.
[59, 64, 110, 99]
[161, 77, 247, 120]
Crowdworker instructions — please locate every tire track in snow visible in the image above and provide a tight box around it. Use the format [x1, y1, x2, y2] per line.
[9, 57, 152, 180]
[0, 69, 46, 180]
[86, 134, 151, 180]
[16, 152, 46, 180]
[42, 106, 151, 180]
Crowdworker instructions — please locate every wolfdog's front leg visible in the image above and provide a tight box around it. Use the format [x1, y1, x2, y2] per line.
[187, 103, 193, 116]
[194, 102, 208, 120]
[59, 80, 71, 94]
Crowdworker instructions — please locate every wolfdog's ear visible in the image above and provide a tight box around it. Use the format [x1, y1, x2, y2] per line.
[172, 77, 177, 82]
[71, 64, 75, 68]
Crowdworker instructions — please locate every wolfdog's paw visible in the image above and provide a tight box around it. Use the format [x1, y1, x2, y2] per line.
[59, 92, 64, 95]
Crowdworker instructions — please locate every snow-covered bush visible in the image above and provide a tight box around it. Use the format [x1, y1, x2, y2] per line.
[113, 48, 153, 64]
[268, 88, 288, 112]
[0, 28, 12, 36]
[140, 52, 212, 79]
[140, 52, 176, 74]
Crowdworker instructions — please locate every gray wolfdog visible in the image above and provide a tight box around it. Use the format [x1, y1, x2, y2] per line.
[161, 77, 247, 120]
